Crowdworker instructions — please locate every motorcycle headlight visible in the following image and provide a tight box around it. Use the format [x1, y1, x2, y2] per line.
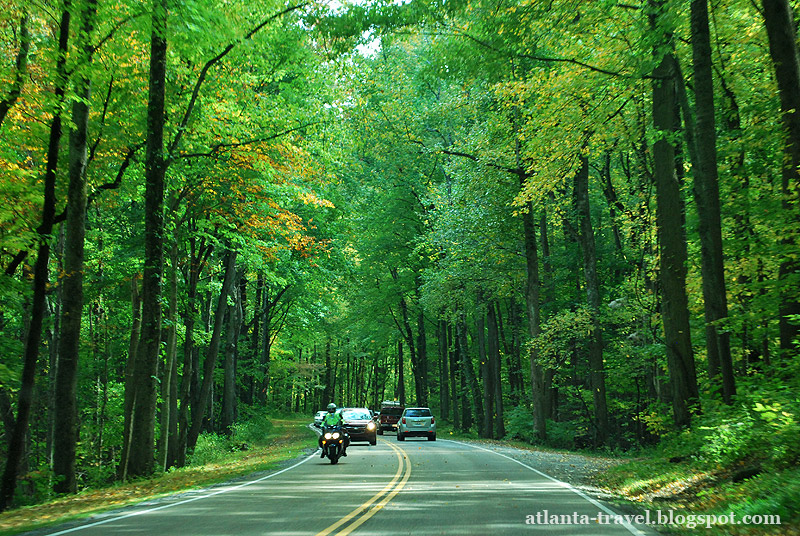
[366, 421, 376, 431]
[324, 432, 333, 439]
[332, 432, 341, 439]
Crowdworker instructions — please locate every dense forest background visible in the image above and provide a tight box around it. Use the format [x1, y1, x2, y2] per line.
[1, 0, 798, 513]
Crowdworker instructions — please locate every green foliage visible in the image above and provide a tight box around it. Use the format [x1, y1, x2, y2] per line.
[696, 396, 800, 470]
[189, 433, 232, 466]
[12, 469, 55, 508]
[719, 468, 800, 525]
[698, 411, 758, 466]
[229, 410, 274, 446]
[506, 405, 586, 449]
[505, 404, 535, 443]
[189, 413, 275, 466]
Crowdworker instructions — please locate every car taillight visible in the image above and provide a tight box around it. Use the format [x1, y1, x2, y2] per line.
[431, 417, 435, 424]
[402, 417, 406, 424]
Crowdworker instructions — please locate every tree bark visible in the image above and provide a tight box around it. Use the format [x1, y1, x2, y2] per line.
[458, 314, 481, 432]
[0, 11, 30, 128]
[126, 0, 168, 478]
[477, 295, 493, 438]
[175, 232, 208, 467]
[447, 323, 459, 429]
[397, 340, 406, 405]
[158, 242, 179, 470]
[487, 301, 505, 438]
[683, 0, 736, 402]
[53, 0, 98, 493]
[520, 197, 546, 441]
[186, 247, 237, 452]
[574, 154, 609, 445]
[650, 5, 700, 426]
[438, 320, 450, 421]
[221, 274, 242, 433]
[416, 309, 429, 406]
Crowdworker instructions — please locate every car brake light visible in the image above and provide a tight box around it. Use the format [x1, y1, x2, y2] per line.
[402, 417, 406, 424]
[431, 417, 435, 424]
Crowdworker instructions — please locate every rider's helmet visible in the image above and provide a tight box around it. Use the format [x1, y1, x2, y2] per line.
[327, 403, 337, 413]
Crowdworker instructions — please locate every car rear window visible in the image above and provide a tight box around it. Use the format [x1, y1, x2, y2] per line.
[381, 407, 404, 417]
[404, 408, 432, 417]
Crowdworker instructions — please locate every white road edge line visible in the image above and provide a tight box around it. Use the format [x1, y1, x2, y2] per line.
[43, 450, 320, 536]
[440, 439, 648, 536]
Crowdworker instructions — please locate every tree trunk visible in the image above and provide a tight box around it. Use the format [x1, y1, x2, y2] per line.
[0, 6, 70, 511]
[650, 8, 700, 426]
[221, 275, 241, 433]
[438, 320, 450, 421]
[0, 11, 30, 128]
[447, 323, 459, 429]
[159, 242, 179, 470]
[683, 0, 736, 402]
[488, 301, 505, 438]
[760, 0, 800, 353]
[477, 296, 493, 438]
[397, 340, 406, 406]
[574, 154, 609, 444]
[416, 309, 428, 406]
[53, 0, 97, 493]
[187, 247, 237, 452]
[520, 196, 546, 441]
[458, 314, 480, 432]
[175, 233, 207, 467]
[126, 0, 168, 478]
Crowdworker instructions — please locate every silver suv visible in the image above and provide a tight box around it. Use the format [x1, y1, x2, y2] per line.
[396, 407, 436, 441]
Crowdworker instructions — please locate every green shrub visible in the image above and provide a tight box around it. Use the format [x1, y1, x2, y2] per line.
[189, 433, 229, 466]
[505, 404, 535, 443]
[698, 411, 759, 466]
[230, 413, 273, 447]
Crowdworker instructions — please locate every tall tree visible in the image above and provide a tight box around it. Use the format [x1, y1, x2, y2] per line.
[124, 0, 168, 478]
[53, 0, 99, 494]
[760, 0, 800, 352]
[186, 246, 238, 451]
[0, 4, 71, 511]
[688, 0, 735, 402]
[573, 154, 609, 444]
[650, 0, 700, 427]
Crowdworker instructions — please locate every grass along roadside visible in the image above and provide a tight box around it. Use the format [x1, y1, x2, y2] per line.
[0, 416, 317, 536]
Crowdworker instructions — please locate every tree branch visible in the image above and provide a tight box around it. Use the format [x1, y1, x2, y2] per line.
[176, 123, 319, 159]
[167, 3, 310, 159]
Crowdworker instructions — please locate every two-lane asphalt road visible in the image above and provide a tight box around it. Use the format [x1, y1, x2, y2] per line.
[33, 436, 654, 536]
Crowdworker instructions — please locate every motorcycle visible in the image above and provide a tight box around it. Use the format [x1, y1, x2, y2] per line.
[320, 425, 347, 464]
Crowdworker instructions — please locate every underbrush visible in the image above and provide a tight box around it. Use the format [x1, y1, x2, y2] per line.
[189, 411, 274, 465]
[594, 376, 800, 534]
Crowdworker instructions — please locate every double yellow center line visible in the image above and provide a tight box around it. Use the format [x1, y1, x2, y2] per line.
[315, 440, 411, 536]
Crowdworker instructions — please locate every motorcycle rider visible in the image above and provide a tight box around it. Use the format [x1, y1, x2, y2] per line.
[319, 403, 349, 457]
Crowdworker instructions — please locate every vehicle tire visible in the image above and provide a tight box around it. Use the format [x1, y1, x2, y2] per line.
[397, 432, 405, 441]
[370, 438, 377, 446]
[428, 433, 436, 441]
[377, 428, 383, 436]
[330, 456, 339, 464]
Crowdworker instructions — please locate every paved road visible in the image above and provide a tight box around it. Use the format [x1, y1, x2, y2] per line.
[34, 434, 654, 536]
